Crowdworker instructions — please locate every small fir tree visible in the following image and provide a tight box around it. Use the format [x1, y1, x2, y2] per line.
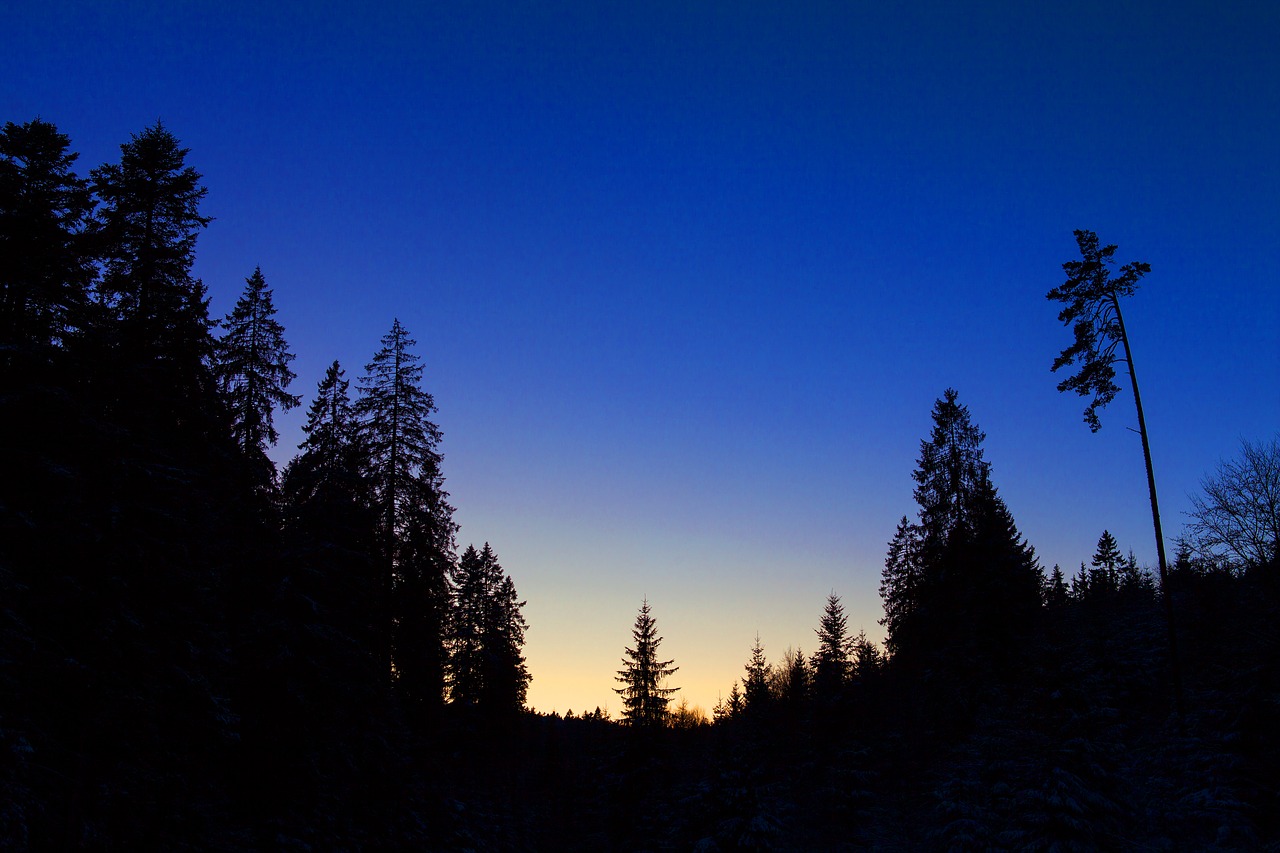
[813, 593, 852, 701]
[1046, 564, 1070, 606]
[1090, 530, 1124, 594]
[743, 634, 772, 713]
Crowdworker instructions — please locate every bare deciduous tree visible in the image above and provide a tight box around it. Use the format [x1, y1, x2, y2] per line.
[1186, 437, 1280, 573]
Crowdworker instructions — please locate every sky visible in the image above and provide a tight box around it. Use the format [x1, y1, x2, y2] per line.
[6, 1, 1277, 716]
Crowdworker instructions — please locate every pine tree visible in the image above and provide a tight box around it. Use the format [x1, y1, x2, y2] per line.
[215, 266, 299, 473]
[813, 593, 851, 701]
[614, 598, 679, 728]
[1048, 230, 1181, 711]
[0, 118, 94, 363]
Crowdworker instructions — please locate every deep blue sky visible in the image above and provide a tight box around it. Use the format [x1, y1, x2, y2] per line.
[7, 1, 1277, 714]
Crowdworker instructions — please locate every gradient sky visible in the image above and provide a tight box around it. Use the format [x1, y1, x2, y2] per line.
[7, 1, 1277, 716]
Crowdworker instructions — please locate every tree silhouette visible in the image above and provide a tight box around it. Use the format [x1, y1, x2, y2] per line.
[1090, 530, 1123, 594]
[1048, 229, 1181, 710]
[284, 360, 365, 508]
[880, 515, 925, 658]
[812, 593, 851, 702]
[92, 122, 212, 382]
[356, 318, 455, 696]
[0, 118, 94, 363]
[614, 598, 679, 728]
[743, 634, 772, 714]
[879, 389, 1041, 669]
[1185, 436, 1280, 574]
[215, 266, 299, 476]
[448, 543, 530, 715]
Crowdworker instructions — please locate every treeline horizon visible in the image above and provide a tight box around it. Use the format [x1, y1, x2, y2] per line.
[4, 116, 1278, 850]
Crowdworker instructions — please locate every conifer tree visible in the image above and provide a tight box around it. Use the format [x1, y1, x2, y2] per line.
[812, 593, 851, 701]
[1090, 530, 1124, 594]
[743, 634, 772, 713]
[215, 266, 299, 472]
[1048, 230, 1181, 709]
[880, 516, 925, 658]
[725, 681, 745, 718]
[879, 389, 1041, 668]
[449, 544, 488, 706]
[91, 122, 212, 386]
[0, 118, 94, 363]
[481, 569, 531, 713]
[357, 319, 445, 547]
[850, 629, 884, 681]
[448, 543, 531, 714]
[284, 360, 364, 508]
[776, 646, 810, 707]
[614, 598, 679, 728]
[913, 388, 992, 549]
[281, 360, 378, 647]
[1046, 564, 1069, 606]
[356, 319, 456, 700]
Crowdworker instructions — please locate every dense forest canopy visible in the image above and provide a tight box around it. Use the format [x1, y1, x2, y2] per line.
[3, 117, 1278, 849]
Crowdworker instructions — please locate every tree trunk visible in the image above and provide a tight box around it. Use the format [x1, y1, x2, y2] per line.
[1113, 295, 1185, 716]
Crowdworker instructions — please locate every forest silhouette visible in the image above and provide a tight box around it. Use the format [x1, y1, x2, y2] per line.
[3, 118, 1278, 850]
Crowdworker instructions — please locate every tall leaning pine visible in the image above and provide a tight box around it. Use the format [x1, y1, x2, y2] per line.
[1047, 229, 1183, 714]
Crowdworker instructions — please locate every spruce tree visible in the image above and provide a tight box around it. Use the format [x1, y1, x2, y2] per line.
[812, 593, 851, 701]
[743, 634, 772, 713]
[355, 319, 456, 701]
[850, 629, 884, 681]
[0, 118, 94, 363]
[777, 646, 810, 707]
[356, 319, 445, 547]
[478, 547, 531, 714]
[1090, 530, 1124, 594]
[878, 389, 1042, 670]
[91, 122, 213, 388]
[448, 542, 531, 714]
[449, 544, 488, 706]
[1046, 564, 1070, 606]
[614, 599, 679, 728]
[281, 360, 378, 650]
[215, 266, 299, 474]
[284, 360, 364, 508]
[880, 516, 925, 658]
